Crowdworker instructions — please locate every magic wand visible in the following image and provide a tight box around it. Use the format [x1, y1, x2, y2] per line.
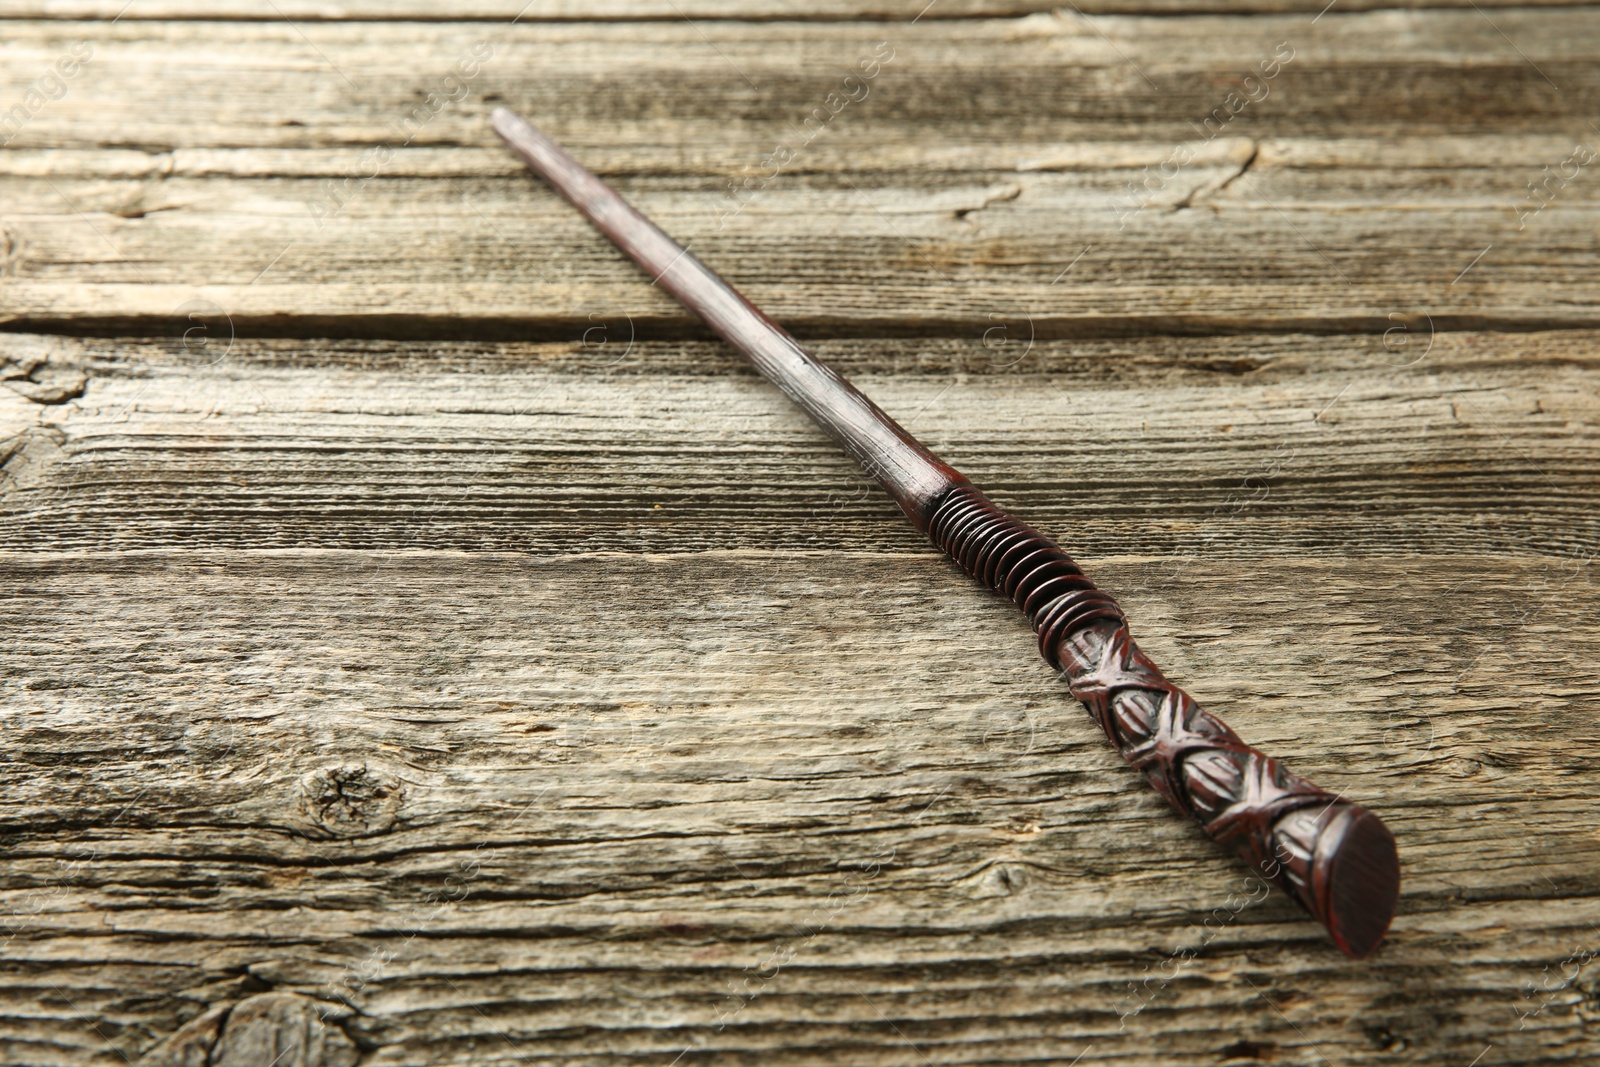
[492, 107, 1400, 958]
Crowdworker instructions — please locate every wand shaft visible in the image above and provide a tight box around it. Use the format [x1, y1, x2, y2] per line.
[491, 108, 962, 528]
[493, 107, 1400, 958]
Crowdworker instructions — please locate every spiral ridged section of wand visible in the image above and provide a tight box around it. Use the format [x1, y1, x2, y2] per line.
[926, 485, 1398, 957]
[924, 484, 1124, 670]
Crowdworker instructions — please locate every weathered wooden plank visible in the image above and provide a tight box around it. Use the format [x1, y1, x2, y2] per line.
[1, 547, 1596, 1064]
[3, 0, 1596, 20]
[3, 330, 1598, 558]
[2, 11, 1596, 334]
[4, 159, 1599, 335]
[3, 12, 1596, 153]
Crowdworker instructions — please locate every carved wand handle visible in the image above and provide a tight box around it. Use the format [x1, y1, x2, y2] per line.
[492, 108, 1400, 957]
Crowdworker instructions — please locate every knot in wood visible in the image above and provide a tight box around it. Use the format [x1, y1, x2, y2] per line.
[298, 762, 403, 838]
[212, 994, 359, 1067]
[138, 993, 358, 1067]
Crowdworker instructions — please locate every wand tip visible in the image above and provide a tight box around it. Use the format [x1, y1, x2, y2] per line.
[490, 105, 519, 136]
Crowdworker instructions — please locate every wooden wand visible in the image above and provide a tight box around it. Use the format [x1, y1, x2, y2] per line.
[492, 107, 1400, 958]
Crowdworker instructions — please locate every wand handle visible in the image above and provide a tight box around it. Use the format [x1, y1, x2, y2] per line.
[492, 107, 1399, 957]
[928, 485, 1398, 958]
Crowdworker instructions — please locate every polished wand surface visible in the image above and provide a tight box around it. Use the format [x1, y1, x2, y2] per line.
[492, 106, 1400, 958]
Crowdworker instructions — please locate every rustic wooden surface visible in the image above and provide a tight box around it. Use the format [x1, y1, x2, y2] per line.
[2, 3, 1598, 1065]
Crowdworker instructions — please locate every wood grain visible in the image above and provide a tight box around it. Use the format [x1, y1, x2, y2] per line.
[3, 2, 1599, 1064]
[2, 12, 1598, 335]
[3, 328, 1599, 1062]
[9, 157, 1600, 336]
[3, 331, 1597, 559]
[2, 550, 1597, 1065]
[4, 1, 1598, 20]
[3, 12, 1595, 154]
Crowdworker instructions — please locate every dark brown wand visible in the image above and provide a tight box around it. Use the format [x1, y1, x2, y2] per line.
[492, 107, 1400, 958]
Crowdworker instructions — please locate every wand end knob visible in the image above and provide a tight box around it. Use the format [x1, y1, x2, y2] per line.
[1314, 804, 1401, 958]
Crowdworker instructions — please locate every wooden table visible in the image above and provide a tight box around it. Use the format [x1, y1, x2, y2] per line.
[3, 3, 1597, 1064]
